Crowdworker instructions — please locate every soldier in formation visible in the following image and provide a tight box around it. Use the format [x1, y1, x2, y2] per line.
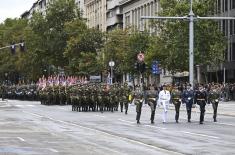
[133, 86, 144, 124]
[208, 84, 221, 122]
[195, 85, 208, 124]
[171, 86, 182, 123]
[182, 84, 194, 123]
[146, 86, 158, 124]
[0, 84, 38, 101]
[38, 81, 132, 114]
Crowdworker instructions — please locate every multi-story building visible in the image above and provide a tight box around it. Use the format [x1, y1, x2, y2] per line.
[21, 0, 85, 20]
[106, 0, 123, 31]
[120, 0, 159, 31]
[21, 0, 49, 19]
[84, 0, 107, 32]
[207, 0, 235, 83]
[76, 0, 85, 16]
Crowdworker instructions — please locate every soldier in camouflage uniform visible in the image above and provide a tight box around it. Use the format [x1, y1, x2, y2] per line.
[59, 85, 67, 105]
[146, 86, 158, 124]
[171, 86, 182, 123]
[119, 85, 125, 113]
[133, 86, 144, 124]
[208, 85, 221, 122]
[0, 84, 6, 101]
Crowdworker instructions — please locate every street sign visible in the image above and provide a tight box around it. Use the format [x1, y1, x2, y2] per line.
[152, 61, 161, 74]
[137, 53, 145, 62]
[109, 61, 115, 67]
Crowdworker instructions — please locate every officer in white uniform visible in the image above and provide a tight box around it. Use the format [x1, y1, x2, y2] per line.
[158, 85, 171, 123]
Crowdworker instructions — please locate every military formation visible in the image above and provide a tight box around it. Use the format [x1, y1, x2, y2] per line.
[38, 83, 131, 113]
[0, 77, 229, 125]
[133, 83, 223, 124]
[0, 84, 38, 101]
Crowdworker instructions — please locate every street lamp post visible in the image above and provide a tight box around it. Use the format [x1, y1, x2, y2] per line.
[141, 0, 235, 88]
[109, 60, 115, 85]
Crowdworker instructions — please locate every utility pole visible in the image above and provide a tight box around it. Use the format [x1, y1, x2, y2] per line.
[141, 0, 235, 88]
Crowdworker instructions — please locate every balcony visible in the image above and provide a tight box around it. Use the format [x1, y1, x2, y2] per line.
[107, 16, 122, 27]
[107, 0, 121, 10]
[119, 0, 132, 5]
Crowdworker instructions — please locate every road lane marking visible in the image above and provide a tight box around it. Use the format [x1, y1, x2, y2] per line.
[95, 114, 106, 118]
[27, 105, 35, 107]
[181, 131, 220, 139]
[118, 119, 135, 124]
[22, 111, 44, 118]
[86, 141, 127, 155]
[215, 122, 235, 127]
[43, 117, 183, 155]
[58, 107, 67, 110]
[0, 105, 11, 107]
[144, 125, 167, 130]
[48, 148, 59, 153]
[17, 137, 25, 142]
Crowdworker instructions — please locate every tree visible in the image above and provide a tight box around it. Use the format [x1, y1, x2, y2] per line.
[149, 0, 226, 74]
[102, 29, 131, 77]
[30, 0, 82, 70]
[64, 19, 104, 75]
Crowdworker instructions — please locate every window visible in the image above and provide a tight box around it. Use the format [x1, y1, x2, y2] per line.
[126, 15, 130, 27]
[230, 20, 233, 35]
[223, 20, 226, 36]
[233, 20, 235, 35]
[225, 0, 228, 11]
[224, 48, 228, 60]
[233, 43, 235, 60]
[222, 0, 224, 12]
[218, 0, 221, 13]
[233, 0, 235, 9]
[39, 1, 43, 9]
[108, 11, 113, 18]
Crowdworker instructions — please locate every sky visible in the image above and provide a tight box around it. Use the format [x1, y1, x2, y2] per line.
[0, 0, 36, 23]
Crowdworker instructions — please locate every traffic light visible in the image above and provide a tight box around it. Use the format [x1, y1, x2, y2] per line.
[10, 43, 15, 54]
[134, 62, 139, 70]
[139, 62, 146, 73]
[20, 42, 25, 52]
[135, 62, 146, 73]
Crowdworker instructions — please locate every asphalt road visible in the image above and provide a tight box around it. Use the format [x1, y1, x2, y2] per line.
[0, 100, 235, 155]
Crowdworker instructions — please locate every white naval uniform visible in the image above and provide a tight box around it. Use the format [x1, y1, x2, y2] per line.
[158, 89, 171, 123]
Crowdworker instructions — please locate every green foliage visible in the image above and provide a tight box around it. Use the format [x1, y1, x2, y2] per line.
[64, 18, 104, 75]
[149, 0, 226, 73]
[0, 0, 89, 82]
[103, 29, 130, 74]
[0, 0, 226, 83]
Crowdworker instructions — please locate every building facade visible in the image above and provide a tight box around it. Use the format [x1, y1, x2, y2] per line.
[120, 0, 159, 31]
[21, 0, 85, 20]
[208, 0, 235, 83]
[106, 0, 123, 31]
[84, 0, 107, 32]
